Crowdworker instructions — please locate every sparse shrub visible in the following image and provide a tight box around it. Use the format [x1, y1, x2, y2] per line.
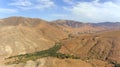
[6, 42, 79, 64]
[110, 61, 120, 67]
[113, 63, 120, 67]
[68, 34, 74, 38]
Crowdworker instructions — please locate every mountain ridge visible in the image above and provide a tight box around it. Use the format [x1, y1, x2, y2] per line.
[0, 16, 120, 67]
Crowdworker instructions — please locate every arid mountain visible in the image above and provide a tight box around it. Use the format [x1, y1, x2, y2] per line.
[0, 17, 120, 67]
[51, 20, 120, 34]
[51, 20, 84, 28]
[51, 20, 104, 34]
[59, 30, 120, 66]
[91, 22, 120, 30]
[0, 17, 68, 60]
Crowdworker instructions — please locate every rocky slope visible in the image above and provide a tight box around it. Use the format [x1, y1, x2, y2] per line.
[0, 17, 120, 67]
[0, 57, 91, 67]
[0, 17, 68, 61]
[59, 30, 120, 66]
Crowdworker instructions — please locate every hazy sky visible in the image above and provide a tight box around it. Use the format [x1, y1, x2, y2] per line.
[0, 0, 120, 22]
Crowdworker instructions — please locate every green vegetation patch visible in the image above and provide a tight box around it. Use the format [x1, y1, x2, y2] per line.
[6, 42, 79, 64]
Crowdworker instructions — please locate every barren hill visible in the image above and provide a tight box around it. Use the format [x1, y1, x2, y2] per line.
[0, 17, 120, 67]
[59, 30, 120, 65]
[0, 17, 68, 60]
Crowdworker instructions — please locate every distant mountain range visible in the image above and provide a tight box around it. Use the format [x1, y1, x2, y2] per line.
[51, 20, 120, 34]
[52, 20, 120, 29]
[0, 17, 120, 30]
